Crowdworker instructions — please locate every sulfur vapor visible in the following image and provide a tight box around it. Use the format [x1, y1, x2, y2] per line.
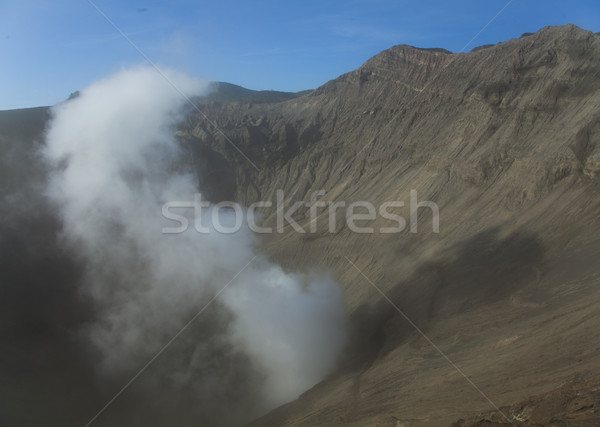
[41, 66, 347, 425]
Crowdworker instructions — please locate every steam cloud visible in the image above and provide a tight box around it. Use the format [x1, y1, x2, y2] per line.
[42, 66, 347, 424]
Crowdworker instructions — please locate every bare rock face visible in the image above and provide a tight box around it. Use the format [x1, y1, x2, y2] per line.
[177, 25, 600, 425]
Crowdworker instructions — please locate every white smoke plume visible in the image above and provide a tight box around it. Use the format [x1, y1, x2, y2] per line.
[43, 66, 347, 424]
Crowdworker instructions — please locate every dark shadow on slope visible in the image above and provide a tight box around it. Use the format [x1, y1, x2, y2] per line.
[339, 229, 546, 373]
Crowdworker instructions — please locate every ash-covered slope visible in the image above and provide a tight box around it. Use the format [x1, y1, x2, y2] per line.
[175, 25, 600, 425]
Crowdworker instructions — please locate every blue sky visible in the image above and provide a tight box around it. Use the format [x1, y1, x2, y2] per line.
[1, 0, 600, 109]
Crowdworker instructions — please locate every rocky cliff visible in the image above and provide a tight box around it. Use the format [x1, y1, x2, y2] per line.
[176, 24, 600, 425]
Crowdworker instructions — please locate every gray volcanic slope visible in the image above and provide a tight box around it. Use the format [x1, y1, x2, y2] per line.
[1, 24, 600, 427]
[175, 25, 600, 425]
